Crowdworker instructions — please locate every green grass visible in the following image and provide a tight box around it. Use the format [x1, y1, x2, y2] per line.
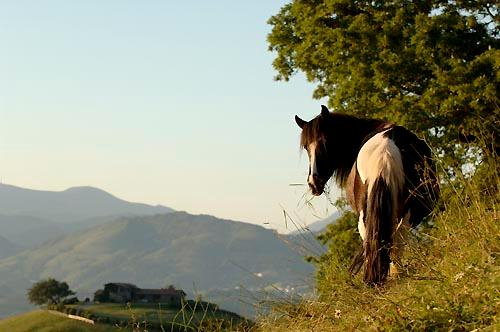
[0, 310, 120, 332]
[80, 302, 242, 324]
[256, 167, 500, 331]
[0, 303, 251, 332]
[69, 302, 251, 331]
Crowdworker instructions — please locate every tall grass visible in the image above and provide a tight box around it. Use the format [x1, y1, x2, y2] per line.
[66, 300, 252, 332]
[256, 160, 499, 331]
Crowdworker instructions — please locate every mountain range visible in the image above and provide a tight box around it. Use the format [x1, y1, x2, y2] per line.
[0, 184, 317, 318]
[0, 183, 173, 223]
[0, 183, 173, 249]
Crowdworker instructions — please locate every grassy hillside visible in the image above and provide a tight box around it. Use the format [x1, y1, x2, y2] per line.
[67, 302, 249, 331]
[0, 304, 249, 332]
[257, 169, 499, 330]
[0, 310, 119, 332]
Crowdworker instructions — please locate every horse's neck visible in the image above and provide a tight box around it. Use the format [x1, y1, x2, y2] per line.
[339, 118, 389, 154]
[330, 117, 390, 186]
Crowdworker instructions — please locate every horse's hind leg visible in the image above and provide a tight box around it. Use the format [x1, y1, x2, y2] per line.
[389, 213, 411, 278]
[358, 211, 366, 241]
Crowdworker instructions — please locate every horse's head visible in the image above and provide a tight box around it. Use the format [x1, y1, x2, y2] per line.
[295, 105, 335, 196]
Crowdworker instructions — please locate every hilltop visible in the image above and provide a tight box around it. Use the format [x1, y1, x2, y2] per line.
[0, 183, 173, 223]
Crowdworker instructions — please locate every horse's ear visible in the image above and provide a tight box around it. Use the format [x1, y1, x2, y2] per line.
[321, 105, 330, 116]
[295, 115, 307, 129]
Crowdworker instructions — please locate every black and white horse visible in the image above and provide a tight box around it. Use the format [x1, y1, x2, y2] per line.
[295, 105, 439, 285]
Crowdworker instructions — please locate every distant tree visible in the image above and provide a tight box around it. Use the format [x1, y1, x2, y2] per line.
[93, 289, 109, 303]
[62, 296, 79, 305]
[27, 278, 75, 305]
[268, 0, 499, 167]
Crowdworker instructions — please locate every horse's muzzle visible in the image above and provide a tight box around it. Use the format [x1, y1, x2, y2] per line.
[308, 179, 325, 196]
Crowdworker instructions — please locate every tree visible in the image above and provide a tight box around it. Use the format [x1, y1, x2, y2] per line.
[27, 278, 75, 305]
[93, 289, 109, 303]
[268, 0, 499, 167]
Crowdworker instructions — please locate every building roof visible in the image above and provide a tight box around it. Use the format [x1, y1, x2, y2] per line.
[104, 283, 185, 296]
[136, 288, 186, 296]
[105, 282, 138, 289]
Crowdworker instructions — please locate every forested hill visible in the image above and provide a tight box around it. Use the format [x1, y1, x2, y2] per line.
[0, 211, 314, 318]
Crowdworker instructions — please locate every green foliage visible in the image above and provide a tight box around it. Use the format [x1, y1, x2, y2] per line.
[27, 278, 75, 306]
[70, 302, 251, 331]
[62, 296, 79, 305]
[268, 0, 499, 164]
[316, 210, 361, 264]
[93, 289, 109, 303]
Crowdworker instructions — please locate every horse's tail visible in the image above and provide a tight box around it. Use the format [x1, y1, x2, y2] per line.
[363, 152, 404, 285]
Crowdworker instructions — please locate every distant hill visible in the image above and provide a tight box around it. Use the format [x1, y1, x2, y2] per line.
[0, 235, 19, 259]
[0, 184, 174, 251]
[0, 214, 65, 249]
[0, 212, 314, 318]
[0, 184, 173, 223]
[0, 214, 128, 250]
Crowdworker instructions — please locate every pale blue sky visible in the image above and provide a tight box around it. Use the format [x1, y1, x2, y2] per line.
[0, 1, 338, 232]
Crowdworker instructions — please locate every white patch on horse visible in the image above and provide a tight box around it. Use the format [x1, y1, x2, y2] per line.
[307, 142, 318, 185]
[356, 129, 404, 196]
[358, 210, 366, 240]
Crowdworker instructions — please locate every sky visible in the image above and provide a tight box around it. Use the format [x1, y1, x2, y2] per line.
[0, 0, 339, 233]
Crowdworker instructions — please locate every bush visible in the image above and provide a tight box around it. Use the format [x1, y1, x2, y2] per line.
[80, 310, 92, 319]
[93, 289, 109, 303]
[62, 296, 79, 305]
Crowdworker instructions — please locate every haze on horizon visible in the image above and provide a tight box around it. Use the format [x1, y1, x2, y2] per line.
[0, 1, 339, 233]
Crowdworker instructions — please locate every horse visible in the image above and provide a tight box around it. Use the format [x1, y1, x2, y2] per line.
[295, 105, 439, 285]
